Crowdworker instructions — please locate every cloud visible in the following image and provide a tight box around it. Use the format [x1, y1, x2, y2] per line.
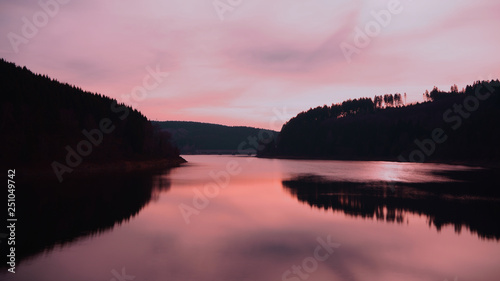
[1, 0, 499, 128]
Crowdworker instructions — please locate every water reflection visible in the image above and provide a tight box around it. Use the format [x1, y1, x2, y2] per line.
[282, 168, 500, 240]
[2, 157, 500, 281]
[277, 159, 480, 183]
[2, 170, 171, 267]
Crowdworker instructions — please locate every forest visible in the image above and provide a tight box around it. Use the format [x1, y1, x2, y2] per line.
[0, 59, 181, 178]
[259, 80, 500, 164]
[154, 121, 277, 154]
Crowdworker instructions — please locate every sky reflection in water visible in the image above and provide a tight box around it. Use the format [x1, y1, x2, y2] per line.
[4, 156, 500, 281]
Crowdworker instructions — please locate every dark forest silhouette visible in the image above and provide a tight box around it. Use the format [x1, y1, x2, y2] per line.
[0, 59, 183, 179]
[154, 121, 277, 154]
[259, 80, 500, 164]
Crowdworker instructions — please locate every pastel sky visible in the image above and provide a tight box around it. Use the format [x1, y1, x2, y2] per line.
[1, 0, 499, 129]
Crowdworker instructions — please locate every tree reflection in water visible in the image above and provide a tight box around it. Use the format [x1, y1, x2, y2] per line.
[282, 169, 500, 240]
[3, 169, 172, 267]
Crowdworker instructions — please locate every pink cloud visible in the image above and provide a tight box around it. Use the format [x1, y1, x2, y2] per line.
[1, 0, 499, 129]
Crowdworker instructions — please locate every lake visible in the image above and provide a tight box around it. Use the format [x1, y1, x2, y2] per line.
[3, 155, 500, 281]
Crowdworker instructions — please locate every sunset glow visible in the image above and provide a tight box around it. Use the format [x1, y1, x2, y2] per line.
[1, 0, 499, 128]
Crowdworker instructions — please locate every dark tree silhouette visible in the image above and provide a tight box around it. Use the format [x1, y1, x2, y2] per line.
[0, 59, 181, 171]
[383, 94, 394, 107]
[259, 80, 500, 163]
[423, 90, 431, 102]
[394, 93, 402, 107]
[374, 95, 383, 108]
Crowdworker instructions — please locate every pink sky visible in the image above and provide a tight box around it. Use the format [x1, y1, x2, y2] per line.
[1, 0, 500, 129]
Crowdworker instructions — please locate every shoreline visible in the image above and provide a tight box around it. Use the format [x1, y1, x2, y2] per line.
[257, 155, 500, 169]
[9, 156, 187, 183]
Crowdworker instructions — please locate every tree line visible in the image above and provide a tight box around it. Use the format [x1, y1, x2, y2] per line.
[0, 59, 180, 167]
[259, 80, 500, 163]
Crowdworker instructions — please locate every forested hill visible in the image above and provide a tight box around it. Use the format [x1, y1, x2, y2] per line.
[259, 80, 500, 164]
[0, 59, 183, 179]
[154, 121, 277, 154]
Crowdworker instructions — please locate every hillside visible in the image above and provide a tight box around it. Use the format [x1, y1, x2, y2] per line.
[0, 59, 184, 181]
[154, 121, 277, 154]
[259, 80, 500, 165]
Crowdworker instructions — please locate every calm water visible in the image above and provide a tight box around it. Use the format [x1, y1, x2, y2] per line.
[3, 155, 500, 281]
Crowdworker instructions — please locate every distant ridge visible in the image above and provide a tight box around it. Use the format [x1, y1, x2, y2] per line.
[153, 121, 277, 154]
